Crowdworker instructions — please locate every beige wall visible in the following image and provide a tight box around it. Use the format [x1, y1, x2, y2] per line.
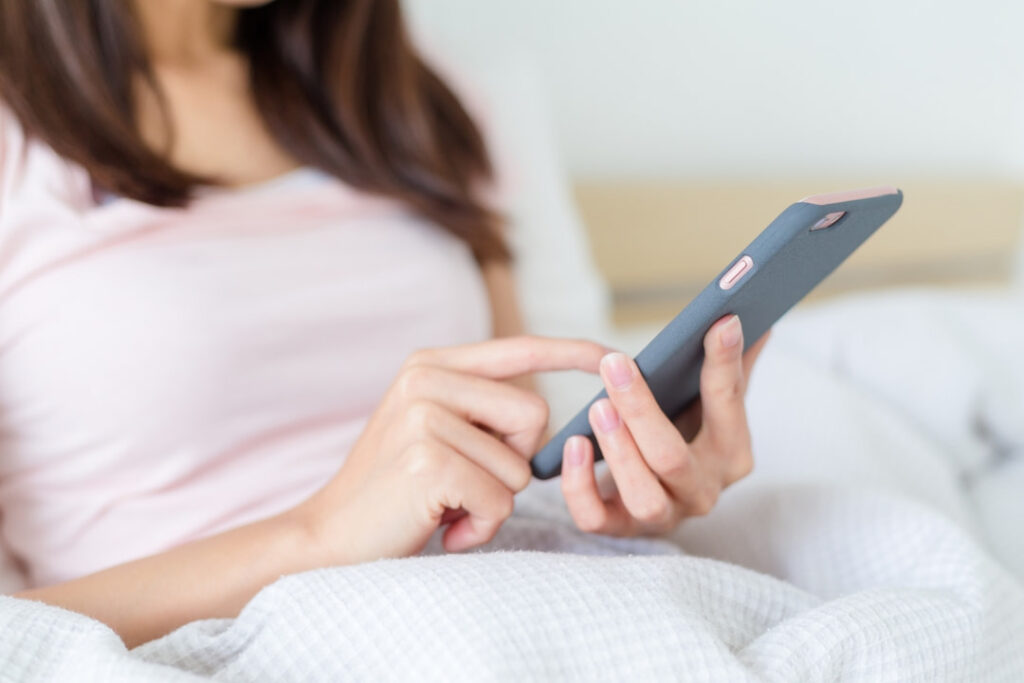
[575, 180, 1024, 324]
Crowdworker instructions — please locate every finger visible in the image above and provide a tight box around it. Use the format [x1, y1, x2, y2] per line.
[410, 401, 532, 492]
[415, 444, 515, 552]
[560, 436, 631, 535]
[675, 329, 769, 444]
[588, 399, 672, 528]
[694, 315, 754, 485]
[406, 335, 607, 380]
[599, 351, 693, 481]
[396, 365, 550, 456]
[696, 315, 749, 454]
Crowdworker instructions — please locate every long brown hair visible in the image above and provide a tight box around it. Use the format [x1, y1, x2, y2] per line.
[0, 0, 508, 262]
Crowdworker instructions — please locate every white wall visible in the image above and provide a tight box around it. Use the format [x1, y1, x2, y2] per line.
[405, 0, 1024, 179]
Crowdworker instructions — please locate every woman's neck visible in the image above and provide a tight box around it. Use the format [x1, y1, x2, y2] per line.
[132, 0, 238, 66]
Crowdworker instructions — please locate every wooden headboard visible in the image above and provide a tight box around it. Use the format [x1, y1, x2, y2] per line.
[573, 179, 1024, 325]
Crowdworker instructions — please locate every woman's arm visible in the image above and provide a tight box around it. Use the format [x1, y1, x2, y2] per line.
[14, 335, 606, 648]
[481, 262, 528, 340]
[16, 512, 320, 648]
[13, 265, 578, 649]
[481, 262, 546, 396]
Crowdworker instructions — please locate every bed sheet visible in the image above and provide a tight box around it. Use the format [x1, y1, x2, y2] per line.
[1, 288, 1022, 681]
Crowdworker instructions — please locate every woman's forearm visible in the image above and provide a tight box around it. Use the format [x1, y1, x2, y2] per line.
[15, 511, 322, 648]
[11, 335, 607, 650]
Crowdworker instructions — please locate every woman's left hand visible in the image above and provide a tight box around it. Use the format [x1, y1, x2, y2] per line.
[560, 314, 769, 536]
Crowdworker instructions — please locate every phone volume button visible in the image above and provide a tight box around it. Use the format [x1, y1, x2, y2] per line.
[719, 255, 753, 290]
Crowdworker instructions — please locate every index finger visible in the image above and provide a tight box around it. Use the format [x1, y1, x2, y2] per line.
[408, 335, 607, 379]
[598, 352, 695, 484]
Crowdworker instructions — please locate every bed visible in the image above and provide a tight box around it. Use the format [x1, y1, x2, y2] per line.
[1, 50, 1022, 681]
[2, 287, 1022, 680]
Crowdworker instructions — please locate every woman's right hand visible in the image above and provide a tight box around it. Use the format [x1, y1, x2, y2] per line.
[293, 336, 607, 567]
[18, 336, 603, 648]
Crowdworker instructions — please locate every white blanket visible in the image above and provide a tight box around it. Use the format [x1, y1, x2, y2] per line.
[1, 289, 1023, 681]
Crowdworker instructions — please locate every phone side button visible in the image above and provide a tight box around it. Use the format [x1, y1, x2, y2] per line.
[719, 255, 754, 290]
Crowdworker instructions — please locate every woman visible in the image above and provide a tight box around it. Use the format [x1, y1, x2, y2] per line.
[0, 0, 766, 647]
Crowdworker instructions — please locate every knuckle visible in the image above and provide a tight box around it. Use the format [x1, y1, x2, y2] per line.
[405, 400, 440, 434]
[576, 507, 608, 533]
[728, 448, 755, 482]
[613, 388, 647, 416]
[525, 393, 550, 429]
[560, 469, 588, 496]
[396, 364, 434, 399]
[474, 520, 502, 546]
[403, 348, 433, 370]
[519, 336, 542, 369]
[736, 448, 754, 476]
[495, 490, 516, 519]
[630, 496, 670, 525]
[705, 377, 744, 404]
[689, 486, 719, 517]
[511, 460, 532, 492]
[402, 441, 445, 478]
[654, 451, 691, 479]
[704, 329, 741, 358]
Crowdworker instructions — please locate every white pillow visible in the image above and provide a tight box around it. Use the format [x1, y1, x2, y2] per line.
[425, 45, 611, 340]
[420, 45, 613, 426]
[423, 46, 614, 428]
[484, 52, 610, 339]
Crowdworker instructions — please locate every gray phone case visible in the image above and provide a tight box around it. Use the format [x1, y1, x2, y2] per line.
[530, 187, 904, 479]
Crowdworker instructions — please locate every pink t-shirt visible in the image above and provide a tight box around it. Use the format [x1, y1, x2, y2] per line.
[0, 109, 492, 587]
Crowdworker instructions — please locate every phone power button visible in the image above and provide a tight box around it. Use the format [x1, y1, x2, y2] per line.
[719, 255, 753, 290]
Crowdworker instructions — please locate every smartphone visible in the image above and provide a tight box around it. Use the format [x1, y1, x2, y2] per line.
[530, 186, 904, 480]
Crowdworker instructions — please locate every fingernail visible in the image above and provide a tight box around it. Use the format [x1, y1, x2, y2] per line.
[720, 315, 742, 349]
[566, 436, 586, 466]
[593, 399, 620, 433]
[601, 352, 633, 390]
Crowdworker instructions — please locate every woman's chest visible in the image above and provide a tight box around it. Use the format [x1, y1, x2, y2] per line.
[0, 192, 492, 474]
